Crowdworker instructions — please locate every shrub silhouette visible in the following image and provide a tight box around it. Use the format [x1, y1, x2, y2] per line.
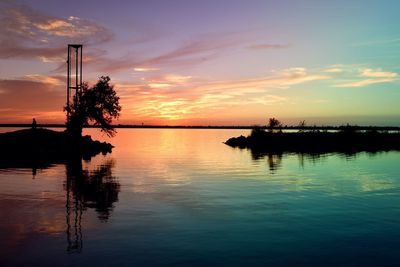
[267, 117, 282, 132]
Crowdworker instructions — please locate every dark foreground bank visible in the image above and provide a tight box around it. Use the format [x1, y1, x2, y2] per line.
[0, 128, 112, 168]
[225, 129, 400, 154]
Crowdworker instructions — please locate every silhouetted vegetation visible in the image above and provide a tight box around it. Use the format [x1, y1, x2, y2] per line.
[66, 76, 121, 138]
[297, 120, 306, 132]
[267, 117, 282, 132]
[226, 118, 400, 154]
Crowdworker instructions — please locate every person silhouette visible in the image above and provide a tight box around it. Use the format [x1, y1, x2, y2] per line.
[32, 118, 37, 130]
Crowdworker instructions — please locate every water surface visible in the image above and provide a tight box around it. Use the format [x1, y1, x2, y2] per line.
[1, 128, 400, 266]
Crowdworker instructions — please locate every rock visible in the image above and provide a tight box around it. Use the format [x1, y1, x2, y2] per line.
[225, 130, 400, 154]
[0, 128, 113, 168]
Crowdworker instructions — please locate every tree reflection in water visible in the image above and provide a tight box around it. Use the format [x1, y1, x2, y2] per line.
[251, 151, 283, 173]
[64, 158, 120, 253]
[251, 149, 378, 174]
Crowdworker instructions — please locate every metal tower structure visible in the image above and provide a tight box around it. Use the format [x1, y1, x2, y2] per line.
[66, 44, 83, 121]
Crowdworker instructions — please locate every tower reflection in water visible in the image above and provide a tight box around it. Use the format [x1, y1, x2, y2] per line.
[64, 158, 120, 253]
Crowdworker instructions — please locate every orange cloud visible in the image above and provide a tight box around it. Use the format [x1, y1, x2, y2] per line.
[163, 74, 192, 84]
[0, 67, 333, 124]
[117, 68, 328, 123]
[24, 74, 64, 86]
[0, 78, 65, 123]
[148, 83, 171, 89]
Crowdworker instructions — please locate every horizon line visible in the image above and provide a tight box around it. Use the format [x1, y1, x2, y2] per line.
[1, 123, 400, 130]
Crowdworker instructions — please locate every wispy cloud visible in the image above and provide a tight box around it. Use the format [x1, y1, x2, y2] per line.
[24, 74, 64, 86]
[134, 67, 159, 72]
[335, 68, 398, 87]
[148, 83, 171, 89]
[0, 3, 112, 61]
[163, 74, 192, 84]
[97, 32, 254, 73]
[117, 68, 329, 122]
[141, 74, 193, 89]
[335, 79, 394, 88]
[323, 68, 344, 73]
[361, 68, 398, 78]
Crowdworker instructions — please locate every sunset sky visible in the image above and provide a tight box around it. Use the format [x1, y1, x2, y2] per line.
[0, 0, 399, 126]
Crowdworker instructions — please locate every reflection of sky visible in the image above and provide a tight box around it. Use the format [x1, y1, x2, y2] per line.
[1, 129, 400, 265]
[0, 1, 400, 125]
[87, 129, 400, 197]
[0, 157, 116, 262]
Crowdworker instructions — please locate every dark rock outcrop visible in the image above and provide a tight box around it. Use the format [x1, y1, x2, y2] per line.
[225, 130, 400, 154]
[0, 128, 113, 168]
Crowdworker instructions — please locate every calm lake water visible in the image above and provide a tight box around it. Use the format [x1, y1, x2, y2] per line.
[1, 128, 400, 266]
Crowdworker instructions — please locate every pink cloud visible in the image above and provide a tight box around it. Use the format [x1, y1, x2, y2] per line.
[95, 32, 251, 73]
[0, 3, 113, 62]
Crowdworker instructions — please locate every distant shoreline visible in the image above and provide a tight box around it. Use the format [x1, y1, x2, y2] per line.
[1, 124, 400, 131]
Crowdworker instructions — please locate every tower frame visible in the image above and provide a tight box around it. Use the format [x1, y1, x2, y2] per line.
[66, 44, 83, 122]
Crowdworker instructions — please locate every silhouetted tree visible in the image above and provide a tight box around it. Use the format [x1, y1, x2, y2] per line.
[298, 120, 306, 132]
[267, 117, 282, 132]
[66, 76, 121, 137]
